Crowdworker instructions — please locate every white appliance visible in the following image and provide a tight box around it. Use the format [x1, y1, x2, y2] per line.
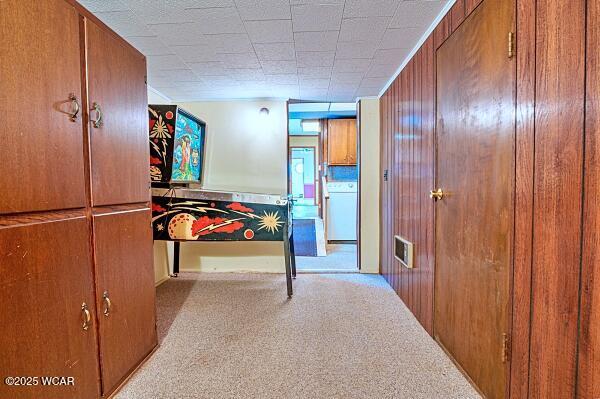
[326, 181, 357, 241]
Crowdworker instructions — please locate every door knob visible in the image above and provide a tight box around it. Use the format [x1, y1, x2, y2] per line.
[103, 291, 112, 317]
[429, 188, 444, 201]
[81, 303, 91, 331]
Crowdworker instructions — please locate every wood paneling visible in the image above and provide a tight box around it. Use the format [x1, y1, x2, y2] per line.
[0, 0, 86, 215]
[528, 0, 586, 397]
[510, 0, 536, 397]
[578, 0, 600, 396]
[86, 19, 149, 207]
[379, 0, 593, 397]
[0, 216, 101, 399]
[93, 208, 157, 396]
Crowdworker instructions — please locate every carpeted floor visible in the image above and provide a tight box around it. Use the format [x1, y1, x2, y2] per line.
[115, 273, 480, 399]
[296, 244, 358, 272]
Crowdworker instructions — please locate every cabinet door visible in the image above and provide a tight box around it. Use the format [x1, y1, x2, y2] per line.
[328, 119, 357, 165]
[0, 216, 101, 399]
[0, 0, 86, 214]
[328, 119, 350, 165]
[93, 208, 157, 395]
[86, 20, 149, 207]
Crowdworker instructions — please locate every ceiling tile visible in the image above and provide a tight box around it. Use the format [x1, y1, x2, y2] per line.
[78, 0, 128, 12]
[366, 63, 398, 78]
[202, 34, 254, 53]
[260, 60, 298, 74]
[343, 0, 399, 18]
[361, 76, 390, 88]
[296, 51, 335, 67]
[372, 48, 410, 64]
[291, 0, 344, 4]
[94, 11, 154, 37]
[298, 66, 333, 78]
[235, 0, 291, 20]
[291, 4, 343, 32]
[228, 68, 266, 80]
[158, 69, 202, 82]
[355, 87, 380, 97]
[125, 36, 172, 56]
[265, 74, 299, 85]
[332, 58, 372, 73]
[331, 72, 364, 83]
[335, 41, 378, 59]
[379, 27, 424, 49]
[294, 31, 339, 51]
[254, 42, 296, 61]
[188, 62, 228, 76]
[338, 17, 389, 42]
[245, 20, 294, 43]
[178, 8, 245, 34]
[172, 45, 220, 62]
[146, 54, 187, 70]
[299, 88, 329, 100]
[298, 77, 330, 88]
[218, 52, 261, 68]
[390, 1, 446, 28]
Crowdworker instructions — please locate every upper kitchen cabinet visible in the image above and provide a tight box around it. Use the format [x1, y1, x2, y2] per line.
[328, 119, 357, 165]
[86, 19, 150, 207]
[0, 0, 86, 215]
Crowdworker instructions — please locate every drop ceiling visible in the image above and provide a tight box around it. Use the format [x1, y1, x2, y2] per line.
[80, 0, 451, 102]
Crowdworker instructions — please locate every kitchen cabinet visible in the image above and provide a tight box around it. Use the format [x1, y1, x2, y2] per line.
[328, 119, 357, 165]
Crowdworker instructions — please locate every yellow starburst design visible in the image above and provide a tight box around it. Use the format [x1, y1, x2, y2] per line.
[257, 211, 283, 234]
[150, 115, 171, 139]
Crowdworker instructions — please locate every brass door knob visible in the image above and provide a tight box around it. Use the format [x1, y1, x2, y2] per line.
[429, 188, 444, 201]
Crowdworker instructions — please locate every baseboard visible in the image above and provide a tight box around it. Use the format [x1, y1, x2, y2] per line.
[155, 275, 170, 287]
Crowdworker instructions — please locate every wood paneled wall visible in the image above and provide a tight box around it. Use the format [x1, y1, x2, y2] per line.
[379, 0, 598, 397]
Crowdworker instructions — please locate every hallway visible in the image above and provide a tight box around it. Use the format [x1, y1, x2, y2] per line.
[116, 273, 479, 399]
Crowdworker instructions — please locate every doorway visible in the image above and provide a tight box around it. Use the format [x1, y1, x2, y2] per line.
[433, 0, 515, 398]
[287, 102, 359, 272]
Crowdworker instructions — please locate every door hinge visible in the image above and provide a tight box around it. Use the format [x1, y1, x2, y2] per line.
[502, 333, 511, 363]
[383, 169, 389, 182]
[508, 32, 515, 59]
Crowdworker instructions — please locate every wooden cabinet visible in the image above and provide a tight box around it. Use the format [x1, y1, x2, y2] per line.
[0, 0, 86, 214]
[93, 209, 157, 395]
[0, 1, 156, 398]
[87, 19, 150, 207]
[327, 119, 357, 165]
[0, 216, 101, 399]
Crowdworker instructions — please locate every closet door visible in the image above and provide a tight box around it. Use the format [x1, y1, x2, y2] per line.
[0, 0, 85, 214]
[86, 19, 149, 207]
[93, 208, 157, 395]
[0, 216, 101, 399]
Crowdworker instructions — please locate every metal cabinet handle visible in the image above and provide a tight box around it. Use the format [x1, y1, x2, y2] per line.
[81, 303, 91, 331]
[102, 291, 111, 317]
[68, 93, 80, 121]
[429, 188, 444, 201]
[91, 102, 103, 128]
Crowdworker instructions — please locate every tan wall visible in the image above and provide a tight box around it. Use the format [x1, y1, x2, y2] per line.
[359, 98, 380, 273]
[154, 99, 288, 274]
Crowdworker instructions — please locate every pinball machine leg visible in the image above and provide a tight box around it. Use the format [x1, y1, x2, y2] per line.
[289, 232, 297, 279]
[283, 232, 293, 297]
[171, 241, 180, 277]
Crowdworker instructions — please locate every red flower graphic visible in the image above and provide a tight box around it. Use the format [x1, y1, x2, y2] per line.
[226, 202, 254, 213]
[150, 156, 162, 165]
[152, 203, 166, 212]
[191, 216, 244, 236]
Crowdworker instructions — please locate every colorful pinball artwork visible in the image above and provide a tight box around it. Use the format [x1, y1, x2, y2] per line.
[151, 196, 288, 242]
[149, 105, 206, 184]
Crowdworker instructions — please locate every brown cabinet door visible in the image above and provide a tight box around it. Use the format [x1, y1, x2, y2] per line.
[0, 216, 101, 399]
[434, 0, 515, 398]
[0, 0, 86, 214]
[93, 208, 157, 395]
[86, 20, 149, 207]
[327, 119, 357, 165]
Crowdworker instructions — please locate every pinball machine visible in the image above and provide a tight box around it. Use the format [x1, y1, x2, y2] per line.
[149, 105, 296, 296]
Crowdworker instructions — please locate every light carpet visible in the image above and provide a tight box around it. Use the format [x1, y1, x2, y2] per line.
[115, 273, 480, 399]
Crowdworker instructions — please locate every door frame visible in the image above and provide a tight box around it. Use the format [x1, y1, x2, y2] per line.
[289, 145, 318, 206]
